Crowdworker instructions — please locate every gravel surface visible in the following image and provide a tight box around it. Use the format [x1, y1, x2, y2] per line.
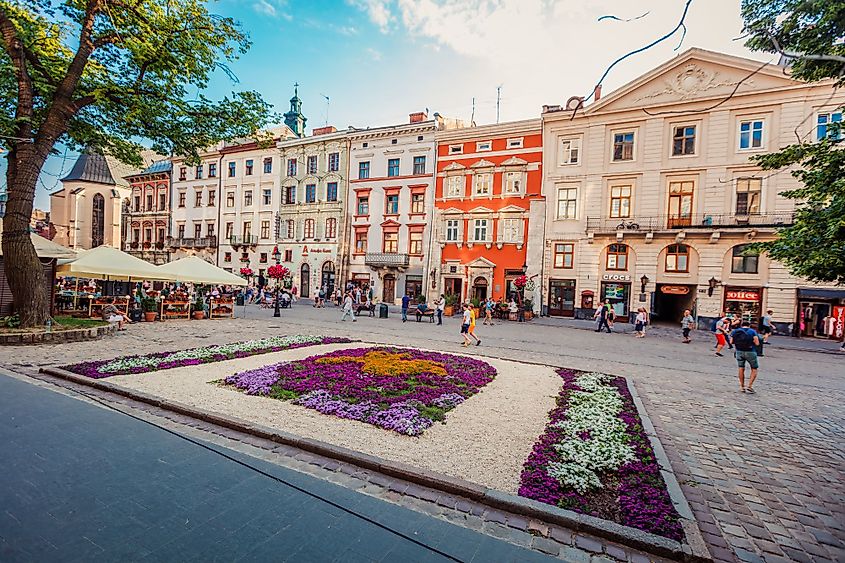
[106, 342, 562, 493]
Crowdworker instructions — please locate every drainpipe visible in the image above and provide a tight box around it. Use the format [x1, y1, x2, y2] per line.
[214, 151, 224, 266]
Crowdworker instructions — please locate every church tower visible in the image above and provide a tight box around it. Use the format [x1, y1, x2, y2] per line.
[283, 84, 307, 138]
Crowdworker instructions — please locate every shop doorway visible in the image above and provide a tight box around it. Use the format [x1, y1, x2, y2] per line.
[300, 264, 310, 298]
[799, 302, 832, 337]
[444, 277, 462, 301]
[600, 282, 630, 322]
[472, 277, 488, 301]
[723, 287, 762, 329]
[382, 274, 396, 303]
[654, 284, 697, 324]
[548, 279, 576, 317]
[405, 275, 423, 299]
[321, 262, 336, 297]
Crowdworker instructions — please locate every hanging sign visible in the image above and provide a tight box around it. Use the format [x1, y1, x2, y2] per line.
[660, 285, 690, 295]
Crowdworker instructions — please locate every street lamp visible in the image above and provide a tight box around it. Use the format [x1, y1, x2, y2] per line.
[640, 274, 649, 293]
[708, 276, 720, 297]
[272, 246, 282, 318]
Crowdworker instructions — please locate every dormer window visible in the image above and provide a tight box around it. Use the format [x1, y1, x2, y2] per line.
[476, 141, 492, 152]
[449, 144, 463, 155]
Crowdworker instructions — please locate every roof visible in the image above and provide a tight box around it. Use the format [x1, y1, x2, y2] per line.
[0, 233, 76, 259]
[62, 151, 117, 186]
[125, 160, 172, 180]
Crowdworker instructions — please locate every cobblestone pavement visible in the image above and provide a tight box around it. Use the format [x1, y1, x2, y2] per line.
[3, 302, 844, 562]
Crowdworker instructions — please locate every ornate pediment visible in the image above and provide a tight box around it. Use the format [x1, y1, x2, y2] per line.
[467, 256, 496, 269]
[440, 207, 463, 215]
[467, 206, 494, 214]
[500, 156, 528, 166]
[469, 159, 495, 169]
[443, 162, 466, 171]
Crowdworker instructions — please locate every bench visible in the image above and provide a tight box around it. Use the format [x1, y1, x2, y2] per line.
[415, 309, 435, 323]
[354, 302, 375, 317]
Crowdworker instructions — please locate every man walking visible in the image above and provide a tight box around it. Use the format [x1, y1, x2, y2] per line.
[436, 294, 445, 326]
[340, 291, 356, 322]
[401, 292, 411, 323]
[594, 301, 611, 333]
[730, 320, 760, 393]
[461, 301, 480, 347]
[714, 315, 730, 356]
[681, 309, 695, 343]
[760, 309, 775, 344]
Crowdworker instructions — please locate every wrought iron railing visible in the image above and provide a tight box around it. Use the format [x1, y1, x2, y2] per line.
[586, 212, 794, 233]
[167, 236, 218, 248]
[229, 235, 258, 246]
[364, 253, 410, 268]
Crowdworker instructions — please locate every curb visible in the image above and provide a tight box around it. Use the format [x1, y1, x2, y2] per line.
[41, 365, 711, 563]
[0, 324, 115, 345]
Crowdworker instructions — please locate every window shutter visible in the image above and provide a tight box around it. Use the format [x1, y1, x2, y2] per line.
[496, 217, 504, 242]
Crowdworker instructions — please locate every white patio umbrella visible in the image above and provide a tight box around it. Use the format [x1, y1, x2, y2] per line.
[56, 245, 176, 281]
[155, 256, 247, 286]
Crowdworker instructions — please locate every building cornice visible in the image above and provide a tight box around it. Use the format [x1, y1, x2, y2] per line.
[435, 119, 542, 142]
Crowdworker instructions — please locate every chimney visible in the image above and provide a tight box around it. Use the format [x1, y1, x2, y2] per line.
[593, 84, 602, 101]
[312, 125, 337, 136]
[409, 111, 428, 124]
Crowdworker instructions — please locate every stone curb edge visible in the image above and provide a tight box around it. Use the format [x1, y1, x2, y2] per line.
[41, 365, 712, 563]
[0, 324, 115, 345]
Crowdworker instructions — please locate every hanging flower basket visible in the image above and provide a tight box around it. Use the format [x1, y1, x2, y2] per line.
[240, 267, 254, 277]
[514, 275, 528, 290]
[267, 264, 290, 280]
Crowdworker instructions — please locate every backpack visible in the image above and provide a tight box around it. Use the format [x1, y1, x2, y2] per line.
[732, 328, 754, 351]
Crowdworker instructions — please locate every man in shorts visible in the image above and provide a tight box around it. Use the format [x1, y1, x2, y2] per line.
[714, 315, 731, 356]
[101, 298, 130, 331]
[730, 320, 761, 393]
[680, 309, 695, 343]
[760, 310, 775, 344]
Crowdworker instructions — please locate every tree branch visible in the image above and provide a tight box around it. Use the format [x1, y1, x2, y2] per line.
[0, 8, 35, 140]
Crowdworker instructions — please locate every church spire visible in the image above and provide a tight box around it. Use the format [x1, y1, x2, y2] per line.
[284, 82, 307, 137]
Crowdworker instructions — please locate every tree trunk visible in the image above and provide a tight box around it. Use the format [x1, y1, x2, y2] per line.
[2, 145, 49, 327]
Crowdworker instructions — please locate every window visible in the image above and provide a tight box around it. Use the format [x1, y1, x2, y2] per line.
[178, 192, 186, 208]
[325, 218, 337, 238]
[387, 158, 400, 177]
[554, 243, 574, 269]
[476, 141, 492, 152]
[158, 193, 166, 210]
[383, 232, 398, 253]
[259, 252, 267, 264]
[228, 162, 236, 177]
[307, 155, 317, 174]
[284, 249, 292, 262]
[501, 218, 521, 243]
[244, 190, 253, 206]
[665, 244, 689, 272]
[263, 157, 272, 173]
[286, 220, 294, 238]
[736, 178, 762, 215]
[242, 221, 251, 238]
[732, 244, 759, 274]
[606, 244, 628, 270]
[304, 219, 314, 238]
[357, 196, 369, 215]
[209, 163, 217, 178]
[816, 112, 843, 140]
[385, 193, 399, 215]
[473, 219, 489, 242]
[446, 219, 459, 242]
[609, 185, 631, 218]
[613, 132, 634, 161]
[287, 158, 297, 177]
[134, 196, 141, 211]
[177, 224, 185, 238]
[409, 230, 423, 254]
[263, 188, 272, 205]
[326, 182, 338, 202]
[449, 144, 463, 154]
[413, 156, 426, 175]
[260, 220, 270, 239]
[668, 180, 695, 227]
[508, 138, 523, 148]
[195, 191, 202, 207]
[355, 231, 368, 253]
[391, 139, 397, 145]
[304, 184, 316, 203]
[672, 125, 696, 155]
[358, 161, 370, 179]
[132, 228, 140, 242]
[196, 164, 203, 179]
[739, 120, 764, 150]
[559, 137, 580, 165]
[194, 223, 202, 239]
[146, 194, 153, 210]
[504, 171, 523, 194]
[225, 222, 233, 239]
[226, 192, 235, 207]
[207, 223, 214, 237]
[284, 186, 296, 204]
[224, 252, 232, 262]
[179, 167, 186, 181]
[410, 193, 424, 213]
[556, 187, 577, 219]
[208, 189, 215, 206]
[328, 152, 339, 172]
[445, 176, 464, 197]
[474, 173, 492, 196]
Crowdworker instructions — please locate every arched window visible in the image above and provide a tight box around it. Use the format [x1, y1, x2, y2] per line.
[91, 193, 105, 247]
[325, 217, 337, 239]
[665, 244, 689, 272]
[304, 218, 315, 239]
[300, 264, 311, 298]
[731, 245, 759, 274]
[606, 244, 628, 270]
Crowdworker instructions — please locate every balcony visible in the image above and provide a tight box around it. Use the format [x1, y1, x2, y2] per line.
[365, 253, 410, 268]
[585, 212, 794, 234]
[167, 236, 218, 249]
[229, 235, 258, 247]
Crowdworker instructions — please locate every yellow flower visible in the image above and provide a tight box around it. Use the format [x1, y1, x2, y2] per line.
[315, 350, 447, 377]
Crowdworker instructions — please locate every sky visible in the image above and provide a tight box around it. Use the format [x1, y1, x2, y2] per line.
[25, 0, 768, 210]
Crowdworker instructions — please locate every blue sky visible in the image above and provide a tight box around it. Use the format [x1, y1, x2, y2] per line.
[24, 0, 766, 209]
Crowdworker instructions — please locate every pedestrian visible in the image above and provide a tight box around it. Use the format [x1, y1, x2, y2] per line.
[714, 315, 730, 356]
[760, 309, 775, 344]
[606, 303, 615, 331]
[681, 309, 695, 343]
[730, 320, 760, 393]
[340, 291, 356, 322]
[461, 301, 480, 347]
[594, 301, 611, 333]
[484, 297, 494, 326]
[436, 294, 445, 326]
[634, 307, 646, 337]
[401, 292, 411, 323]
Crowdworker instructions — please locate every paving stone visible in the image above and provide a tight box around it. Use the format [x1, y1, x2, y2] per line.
[558, 545, 591, 563]
[531, 537, 561, 556]
[573, 535, 604, 554]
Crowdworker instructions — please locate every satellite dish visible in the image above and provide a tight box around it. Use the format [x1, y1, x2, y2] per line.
[566, 96, 584, 111]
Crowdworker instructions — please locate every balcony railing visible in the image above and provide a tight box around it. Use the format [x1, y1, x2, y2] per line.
[585, 212, 794, 233]
[365, 253, 410, 268]
[167, 236, 217, 248]
[229, 235, 258, 247]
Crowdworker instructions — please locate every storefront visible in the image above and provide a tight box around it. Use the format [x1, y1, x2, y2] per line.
[654, 284, 697, 323]
[600, 274, 631, 322]
[723, 286, 763, 328]
[548, 279, 576, 317]
[797, 287, 845, 339]
[404, 275, 423, 300]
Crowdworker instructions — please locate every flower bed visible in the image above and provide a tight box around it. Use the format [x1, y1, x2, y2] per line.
[63, 335, 353, 378]
[518, 369, 684, 541]
[223, 347, 497, 436]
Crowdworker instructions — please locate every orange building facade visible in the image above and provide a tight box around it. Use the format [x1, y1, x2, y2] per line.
[430, 119, 544, 305]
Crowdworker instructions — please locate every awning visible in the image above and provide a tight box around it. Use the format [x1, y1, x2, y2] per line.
[797, 287, 845, 300]
[155, 256, 247, 286]
[0, 233, 77, 259]
[57, 245, 175, 281]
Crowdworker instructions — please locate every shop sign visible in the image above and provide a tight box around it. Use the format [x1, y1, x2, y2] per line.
[725, 289, 760, 302]
[604, 283, 626, 299]
[602, 274, 631, 282]
[833, 305, 845, 339]
[660, 285, 690, 295]
[302, 245, 332, 255]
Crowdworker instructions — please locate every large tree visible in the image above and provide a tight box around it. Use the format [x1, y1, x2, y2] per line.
[741, 0, 845, 283]
[1, 0, 275, 326]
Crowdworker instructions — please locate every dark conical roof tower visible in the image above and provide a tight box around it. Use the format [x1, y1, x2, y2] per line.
[283, 83, 307, 138]
[62, 149, 116, 185]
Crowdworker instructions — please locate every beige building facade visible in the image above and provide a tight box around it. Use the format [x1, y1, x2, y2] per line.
[541, 48, 844, 336]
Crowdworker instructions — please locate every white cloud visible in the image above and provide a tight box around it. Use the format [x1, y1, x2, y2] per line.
[254, 0, 292, 20]
[366, 47, 383, 61]
[348, 0, 393, 32]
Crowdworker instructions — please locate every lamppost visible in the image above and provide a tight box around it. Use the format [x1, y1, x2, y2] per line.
[640, 274, 649, 294]
[273, 246, 282, 318]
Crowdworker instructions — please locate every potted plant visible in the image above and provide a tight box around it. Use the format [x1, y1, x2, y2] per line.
[141, 296, 158, 322]
[192, 295, 205, 320]
[443, 293, 457, 316]
[523, 298, 534, 321]
[470, 297, 481, 318]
